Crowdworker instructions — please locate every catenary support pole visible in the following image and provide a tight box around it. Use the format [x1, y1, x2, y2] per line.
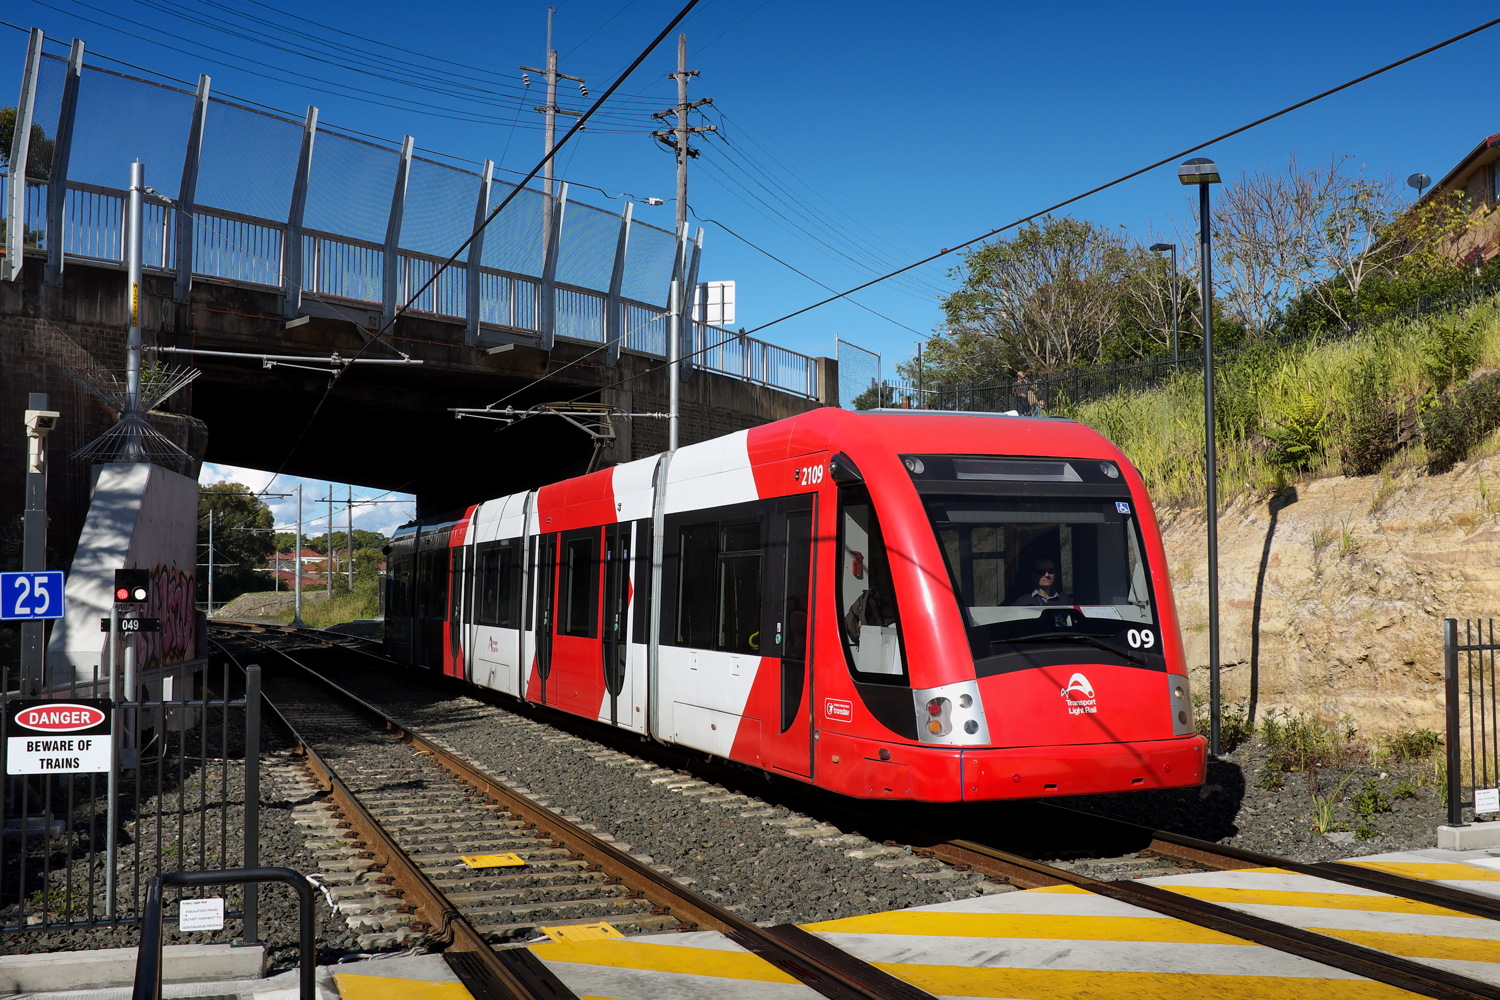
[293, 485, 304, 627]
[126, 162, 145, 462]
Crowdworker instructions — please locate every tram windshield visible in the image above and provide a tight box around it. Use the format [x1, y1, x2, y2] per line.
[909, 456, 1165, 674]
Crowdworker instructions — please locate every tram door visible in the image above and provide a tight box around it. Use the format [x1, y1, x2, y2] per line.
[532, 533, 556, 704]
[447, 546, 467, 679]
[601, 522, 630, 726]
[761, 495, 814, 778]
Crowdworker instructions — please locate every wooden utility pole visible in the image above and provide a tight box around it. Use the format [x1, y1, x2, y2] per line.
[521, 8, 586, 255]
[651, 34, 716, 287]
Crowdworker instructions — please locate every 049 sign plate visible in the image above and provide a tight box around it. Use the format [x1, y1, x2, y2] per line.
[5, 699, 113, 775]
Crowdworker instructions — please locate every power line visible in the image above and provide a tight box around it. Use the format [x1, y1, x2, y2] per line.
[491, 12, 1500, 416]
[264, 0, 705, 482]
[740, 13, 1500, 339]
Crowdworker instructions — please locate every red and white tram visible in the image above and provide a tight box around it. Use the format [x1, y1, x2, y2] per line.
[385, 407, 1206, 802]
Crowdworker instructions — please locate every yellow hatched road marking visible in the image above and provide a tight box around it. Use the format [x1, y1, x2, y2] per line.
[332, 973, 473, 1000]
[1313, 926, 1500, 963]
[1343, 860, 1500, 883]
[802, 909, 1247, 944]
[875, 963, 1417, 999]
[529, 938, 801, 983]
[1155, 883, 1482, 918]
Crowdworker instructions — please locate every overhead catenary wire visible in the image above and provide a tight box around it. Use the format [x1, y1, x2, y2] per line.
[262, 0, 705, 484]
[696, 210, 934, 339]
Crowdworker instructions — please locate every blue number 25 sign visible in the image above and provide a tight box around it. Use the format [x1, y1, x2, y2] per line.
[0, 571, 66, 621]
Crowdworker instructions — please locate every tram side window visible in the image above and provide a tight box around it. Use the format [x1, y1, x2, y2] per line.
[474, 542, 499, 625]
[675, 523, 718, 647]
[388, 549, 413, 617]
[717, 521, 762, 654]
[496, 540, 521, 627]
[559, 530, 599, 638]
[474, 540, 522, 627]
[670, 512, 765, 653]
[632, 519, 653, 641]
[839, 486, 905, 680]
[417, 546, 447, 618]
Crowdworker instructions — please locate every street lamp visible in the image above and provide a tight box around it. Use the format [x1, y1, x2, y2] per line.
[1149, 242, 1179, 365]
[1178, 156, 1222, 758]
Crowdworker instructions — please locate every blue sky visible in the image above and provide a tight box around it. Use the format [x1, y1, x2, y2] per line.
[6, 0, 1499, 535]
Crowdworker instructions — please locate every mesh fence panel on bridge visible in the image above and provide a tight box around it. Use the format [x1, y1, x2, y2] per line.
[1, 33, 819, 399]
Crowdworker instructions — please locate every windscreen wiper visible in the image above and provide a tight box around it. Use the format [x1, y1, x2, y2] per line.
[1010, 630, 1146, 666]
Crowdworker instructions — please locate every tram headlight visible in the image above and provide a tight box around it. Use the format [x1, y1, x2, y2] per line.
[1100, 462, 1120, 478]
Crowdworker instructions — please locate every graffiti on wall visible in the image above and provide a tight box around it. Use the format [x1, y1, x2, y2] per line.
[134, 564, 196, 668]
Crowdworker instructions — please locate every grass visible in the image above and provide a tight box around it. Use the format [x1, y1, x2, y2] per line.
[1060, 296, 1500, 509]
[276, 587, 378, 628]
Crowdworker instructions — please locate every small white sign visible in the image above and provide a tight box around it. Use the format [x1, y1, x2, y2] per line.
[178, 897, 225, 932]
[1477, 788, 1500, 815]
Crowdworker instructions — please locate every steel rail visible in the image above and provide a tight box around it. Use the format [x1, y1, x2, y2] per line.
[930, 835, 1500, 1000]
[217, 627, 938, 1000]
[1045, 803, 1500, 922]
[222, 622, 1500, 995]
[213, 639, 576, 1000]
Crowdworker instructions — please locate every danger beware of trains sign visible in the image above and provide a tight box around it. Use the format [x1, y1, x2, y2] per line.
[5, 699, 113, 775]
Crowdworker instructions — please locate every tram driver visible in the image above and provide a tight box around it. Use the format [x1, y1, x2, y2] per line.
[1011, 557, 1074, 607]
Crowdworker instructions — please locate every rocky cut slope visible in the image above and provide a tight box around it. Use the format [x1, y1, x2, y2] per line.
[1164, 454, 1500, 737]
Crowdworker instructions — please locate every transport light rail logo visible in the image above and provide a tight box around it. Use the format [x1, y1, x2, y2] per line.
[1062, 673, 1098, 716]
[823, 698, 854, 722]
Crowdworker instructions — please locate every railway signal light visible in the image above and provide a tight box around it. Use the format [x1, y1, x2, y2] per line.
[114, 568, 149, 605]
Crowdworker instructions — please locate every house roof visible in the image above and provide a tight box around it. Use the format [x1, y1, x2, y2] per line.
[1424, 131, 1500, 201]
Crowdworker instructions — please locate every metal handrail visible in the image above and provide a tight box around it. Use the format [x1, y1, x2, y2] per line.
[132, 867, 314, 1000]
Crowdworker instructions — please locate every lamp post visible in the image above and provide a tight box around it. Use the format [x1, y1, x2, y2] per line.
[1178, 156, 1222, 758]
[1149, 242, 1179, 365]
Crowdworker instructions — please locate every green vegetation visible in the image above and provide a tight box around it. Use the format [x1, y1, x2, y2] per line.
[199, 483, 275, 606]
[273, 546, 384, 627]
[1260, 709, 1357, 777]
[1062, 294, 1500, 508]
[1310, 775, 1352, 834]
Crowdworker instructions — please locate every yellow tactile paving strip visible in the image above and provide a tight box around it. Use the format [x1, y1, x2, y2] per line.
[465, 852, 1500, 1000]
[528, 930, 822, 999]
[1147, 866, 1500, 982]
[333, 971, 474, 1000]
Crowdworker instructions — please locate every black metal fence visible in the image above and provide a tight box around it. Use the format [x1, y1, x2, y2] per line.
[1, 658, 261, 937]
[1444, 618, 1500, 826]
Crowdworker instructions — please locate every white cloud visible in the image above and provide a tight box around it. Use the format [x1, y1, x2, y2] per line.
[199, 463, 414, 542]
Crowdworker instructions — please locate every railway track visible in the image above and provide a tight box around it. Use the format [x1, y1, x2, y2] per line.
[213, 625, 956, 999]
[214, 622, 1500, 999]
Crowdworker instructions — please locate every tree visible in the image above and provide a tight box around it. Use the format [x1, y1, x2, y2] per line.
[851, 381, 899, 410]
[199, 483, 275, 605]
[1209, 154, 1475, 335]
[939, 217, 1135, 374]
[0, 106, 55, 181]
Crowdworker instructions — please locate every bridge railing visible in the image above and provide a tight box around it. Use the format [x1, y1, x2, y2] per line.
[0, 28, 821, 401]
